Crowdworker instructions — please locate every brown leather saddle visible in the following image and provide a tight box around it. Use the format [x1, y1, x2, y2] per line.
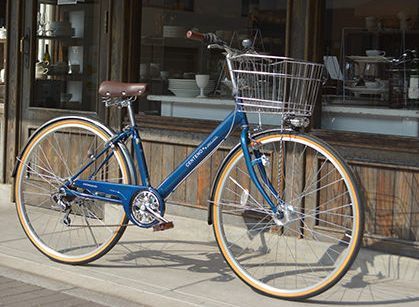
[98, 81, 147, 98]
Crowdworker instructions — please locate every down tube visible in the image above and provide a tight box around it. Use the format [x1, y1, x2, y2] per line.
[157, 111, 246, 199]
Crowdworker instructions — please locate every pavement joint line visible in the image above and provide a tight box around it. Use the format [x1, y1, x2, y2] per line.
[0, 268, 109, 306]
[80, 266, 240, 307]
[81, 265, 171, 292]
[0, 243, 243, 307]
[0, 251, 205, 306]
[172, 288, 242, 307]
[0, 241, 201, 290]
[0, 266, 77, 292]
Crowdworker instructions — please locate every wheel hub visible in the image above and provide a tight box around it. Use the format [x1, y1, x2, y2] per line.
[273, 204, 299, 226]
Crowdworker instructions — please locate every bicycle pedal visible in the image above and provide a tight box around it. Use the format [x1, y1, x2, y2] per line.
[153, 221, 174, 231]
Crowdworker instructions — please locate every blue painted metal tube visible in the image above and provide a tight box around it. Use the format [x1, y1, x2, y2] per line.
[253, 150, 279, 199]
[240, 127, 278, 213]
[131, 127, 150, 186]
[88, 151, 114, 180]
[69, 130, 131, 182]
[70, 179, 140, 205]
[157, 111, 244, 199]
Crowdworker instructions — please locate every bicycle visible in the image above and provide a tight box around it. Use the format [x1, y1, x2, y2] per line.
[13, 30, 364, 300]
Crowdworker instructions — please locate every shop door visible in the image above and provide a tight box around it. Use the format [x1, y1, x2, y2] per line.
[20, 0, 110, 147]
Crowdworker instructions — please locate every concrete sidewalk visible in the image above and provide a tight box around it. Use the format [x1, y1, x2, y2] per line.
[0, 268, 108, 306]
[0, 188, 418, 306]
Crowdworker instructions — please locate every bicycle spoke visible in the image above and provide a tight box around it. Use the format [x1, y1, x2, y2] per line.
[16, 120, 129, 263]
[214, 133, 361, 297]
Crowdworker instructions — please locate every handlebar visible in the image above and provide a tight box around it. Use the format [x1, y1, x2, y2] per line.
[186, 30, 243, 56]
[392, 49, 417, 65]
[186, 30, 206, 42]
[186, 30, 225, 45]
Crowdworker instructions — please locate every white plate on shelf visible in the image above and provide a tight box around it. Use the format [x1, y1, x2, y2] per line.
[346, 86, 387, 94]
[168, 79, 216, 90]
[169, 88, 200, 97]
[169, 87, 215, 97]
[346, 56, 392, 63]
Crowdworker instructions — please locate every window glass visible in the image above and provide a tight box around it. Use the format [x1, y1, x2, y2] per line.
[32, 0, 100, 111]
[322, 0, 419, 136]
[139, 0, 287, 116]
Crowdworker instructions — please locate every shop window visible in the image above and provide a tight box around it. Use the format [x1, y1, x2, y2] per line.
[32, 0, 101, 111]
[139, 0, 287, 119]
[322, 0, 419, 137]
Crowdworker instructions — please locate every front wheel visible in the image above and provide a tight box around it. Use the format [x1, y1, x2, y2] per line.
[211, 131, 364, 299]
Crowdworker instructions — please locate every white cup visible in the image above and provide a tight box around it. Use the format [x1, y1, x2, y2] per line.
[0, 27, 6, 40]
[195, 74, 210, 98]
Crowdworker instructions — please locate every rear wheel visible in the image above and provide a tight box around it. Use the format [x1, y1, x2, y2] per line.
[212, 131, 364, 299]
[15, 118, 132, 264]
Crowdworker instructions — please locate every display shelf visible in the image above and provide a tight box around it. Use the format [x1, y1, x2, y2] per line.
[36, 73, 84, 81]
[32, 0, 96, 111]
[36, 35, 84, 45]
[39, 0, 89, 6]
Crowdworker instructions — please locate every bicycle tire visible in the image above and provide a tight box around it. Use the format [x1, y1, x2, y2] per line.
[211, 130, 364, 299]
[15, 117, 133, 264]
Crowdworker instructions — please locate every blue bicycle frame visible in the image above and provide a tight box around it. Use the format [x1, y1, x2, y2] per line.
[66, 106, 279, 225]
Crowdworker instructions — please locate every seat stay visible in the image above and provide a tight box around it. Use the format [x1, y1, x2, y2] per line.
[69, 129, 131, 182]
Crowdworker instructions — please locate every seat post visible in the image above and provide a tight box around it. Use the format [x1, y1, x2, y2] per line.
[127, 101, 136, 127]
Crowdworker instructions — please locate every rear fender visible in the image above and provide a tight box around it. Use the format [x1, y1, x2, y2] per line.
[12, 116, 137, 185]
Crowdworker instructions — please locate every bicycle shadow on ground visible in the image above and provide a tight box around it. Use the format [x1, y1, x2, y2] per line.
[308, 242, 419, 305]
[86, 239, 419, 305]
[87, 239, 236, 282]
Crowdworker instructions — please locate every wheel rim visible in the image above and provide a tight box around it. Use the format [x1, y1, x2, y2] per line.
[15, 120, 130, 262]
[213, 134, 361, 297]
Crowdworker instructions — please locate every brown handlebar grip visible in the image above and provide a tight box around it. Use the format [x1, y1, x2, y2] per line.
[186, 30, 205, 41]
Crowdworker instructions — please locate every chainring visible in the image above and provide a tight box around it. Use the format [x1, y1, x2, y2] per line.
[129, 188, 165, 228]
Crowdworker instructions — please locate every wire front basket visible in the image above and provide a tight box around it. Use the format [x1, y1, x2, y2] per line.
[230, 54, 324, 117]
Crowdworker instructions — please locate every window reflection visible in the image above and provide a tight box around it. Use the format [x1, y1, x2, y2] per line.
[140, 0, 288, 115]
[32, 0, 99, 111]
[323, 0, 419, 108]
